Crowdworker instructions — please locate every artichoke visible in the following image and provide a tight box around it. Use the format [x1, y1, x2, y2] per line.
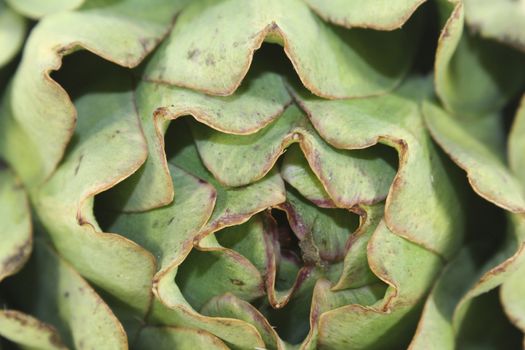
[1, 0, 525, 349]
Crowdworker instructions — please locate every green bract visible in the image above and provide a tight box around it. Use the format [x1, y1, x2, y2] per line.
[1, 0, 524, 349]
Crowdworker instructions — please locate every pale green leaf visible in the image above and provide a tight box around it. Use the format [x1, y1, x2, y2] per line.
[0, 310, 66, 350]
[295, 78, 464, 259]
[301, 279, 387, 349]
[409, 246, 480, 350]
[451, 215, 525, 348]
[410, 215, 525, 350]
[215, 215, 271, 275]
[165, 119, 286, 236]
[150, 270, 268, 350]
[434, 0, 525, 117]
[6, 0, 84, 19]
[0, 0, 26, 68]
[423, 101, 525, 213]
[304, 0, 424, 30]
[281, 145, 334, 207]
[277, 188, 359, 263]
[176, 247, 265, 311]
[144, 0, 419, 98]
[193, 105, 396, 207]
[333, 204, 384, 290]
[313, 221, 443, 349]
[130, 128, 284, 349]
[7, 241, 128, 349]
[201, 294, 285, 350]
[509, 95, 525, 188]
[501, 262, 525, 343]
[464, 0, 525, 52]
[0, 167, 31, 281]
[33, 65, 155, 317]
[0, 0, 183, 185]
[113, 70, 290, 212]
[101, 164, 215, 277]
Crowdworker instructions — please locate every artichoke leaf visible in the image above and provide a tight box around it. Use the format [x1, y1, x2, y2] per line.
[5, 240, 127, 350]
[434, 0, 525, 118]
[0, 167, 31, 281]
[175, 245, 266, 312]
[111, 205, 267, 313]
[275, 188, 359, 264]
[0, 310, 66, 350]
[0, 0, 182, 185]
[410, 231, 525, 350]
[6, 0, 84, 19]
[497, 98, 525, 343]
[509, 95, 525, 189]
[144, 0, 419, 98]
[113, 71, 290, 212]
[201, 294, 286, 350]
[303, 0, 425, 30]
[134, 126, 285, 349]
[413, 96, 525, 347]
[311, 221, 443, 349]
[452, 214, 525, 348]
[150, 270, 268, 350]
[192, 105, 396, 207]
[423, 101, 525, 214]
[464, 0, 525, 53]
[148, 223, 270, 348]
[333, 203, 385, 290]
[409, 245, 485, 350]
[33, 66, 155, 318]
[294, 78, 464, 259]
[0, 0, 26, 68]
[280, 145, 334, 208]
[165, 120, 286, 237]
[301, 279, 388, 350]
[500, 260, 525, 346]
[102, 164, 216, 282]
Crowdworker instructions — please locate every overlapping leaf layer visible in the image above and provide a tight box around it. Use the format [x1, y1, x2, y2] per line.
[1, 0, 524, 349]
